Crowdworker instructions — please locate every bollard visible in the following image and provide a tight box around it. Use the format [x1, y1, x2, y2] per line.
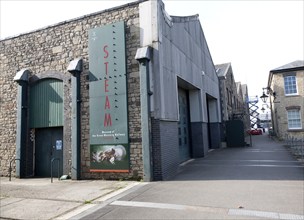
[9, 158, 20, 181]
[51, 158, 60, 183]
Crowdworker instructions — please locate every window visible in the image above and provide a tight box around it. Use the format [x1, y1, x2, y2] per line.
[287, 109, 302, 129]
[226, 88, 230, 105]
[284, 75, 297, 95]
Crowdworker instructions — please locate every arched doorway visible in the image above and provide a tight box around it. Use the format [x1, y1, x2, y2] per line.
[29, 78, 64, 177]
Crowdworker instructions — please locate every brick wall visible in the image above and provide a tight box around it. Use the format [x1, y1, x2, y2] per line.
[0, 2, 143, 179]
[151, 118, 179, 180]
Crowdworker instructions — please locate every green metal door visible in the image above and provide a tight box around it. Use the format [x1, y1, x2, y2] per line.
[178, 88, 191, 163]
[35, 127, 63, 177]
[226, 120, 245, 147]
[29, 79, 63, 128]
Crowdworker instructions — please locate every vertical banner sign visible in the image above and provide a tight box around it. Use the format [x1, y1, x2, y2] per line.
[89, 21, 129, 172]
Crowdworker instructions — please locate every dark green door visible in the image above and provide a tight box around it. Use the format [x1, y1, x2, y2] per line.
[178, 88, 191, 163]
[35, 127, 63, 177]
[226, 120, 245, 147]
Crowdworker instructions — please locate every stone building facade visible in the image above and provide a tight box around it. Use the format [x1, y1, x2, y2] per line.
[1, 1, 143, 180]
[241, 84, 251, 131]
[215, 63, 249, 144]
[268, 60, 304, 139]
[0, 0, 221, 181]
[216, 63, 238, 121]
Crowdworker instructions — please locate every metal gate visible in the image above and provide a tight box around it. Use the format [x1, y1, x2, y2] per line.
[35, 127, 63, 177]
[178, 88, 191, 163]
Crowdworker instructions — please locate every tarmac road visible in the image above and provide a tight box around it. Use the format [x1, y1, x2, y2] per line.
[76, 134, 304, 220]
[1, 134, 303, 220]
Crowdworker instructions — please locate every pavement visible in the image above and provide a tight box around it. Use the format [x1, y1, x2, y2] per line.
[1, 134, 304, 220]
[0, 177, 141, 220]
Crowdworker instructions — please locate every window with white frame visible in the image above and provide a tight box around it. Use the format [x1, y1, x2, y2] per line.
[284, 75, 297, 95]
[287, 109, 302, 129]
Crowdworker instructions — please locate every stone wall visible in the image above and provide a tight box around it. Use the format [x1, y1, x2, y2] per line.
[271, 70, 304, 139]
[0, 2, 143, 179]
[0, 45, 17, 176]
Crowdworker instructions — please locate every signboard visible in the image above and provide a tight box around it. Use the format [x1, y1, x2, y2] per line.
[56, 140, 62, 150]
[89, 21, 129, 172]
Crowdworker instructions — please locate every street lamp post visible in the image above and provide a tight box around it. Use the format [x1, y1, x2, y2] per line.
[260, 87, 277, 137]
[260, 88, 269, 103]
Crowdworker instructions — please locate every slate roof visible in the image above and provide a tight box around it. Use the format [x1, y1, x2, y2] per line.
[241, 84, 248, 96]
[215, 63, 231, 77]
[236, 82, 242, 94]
[268, 60, 304, 87]
[270, 60, 304, 73]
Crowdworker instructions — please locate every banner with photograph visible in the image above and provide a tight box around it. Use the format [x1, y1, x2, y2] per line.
[88, 21, 129, 172]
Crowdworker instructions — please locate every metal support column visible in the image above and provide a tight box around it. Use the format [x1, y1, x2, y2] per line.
[14, 69, 30, 178]
[68, 58, 83, 180]
[135, 47, 152, 182]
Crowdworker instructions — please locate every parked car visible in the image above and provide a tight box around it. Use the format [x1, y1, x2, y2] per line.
[248, 128, 263, 135]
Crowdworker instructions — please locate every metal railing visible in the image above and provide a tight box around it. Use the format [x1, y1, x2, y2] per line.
[284, 134, 304, 160]
[8, 158, 61, 182]
[51, 158, 60, 183]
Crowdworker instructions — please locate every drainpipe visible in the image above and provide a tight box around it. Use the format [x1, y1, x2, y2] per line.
[135, 46, 153, 182]
[13, 69, 30, 178]
[68, 58, 83, 180]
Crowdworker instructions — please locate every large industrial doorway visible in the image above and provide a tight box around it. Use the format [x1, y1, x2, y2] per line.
[29, 78, 64, 177]
[178, 88, 191, 163]
[206, 94, 221, 149]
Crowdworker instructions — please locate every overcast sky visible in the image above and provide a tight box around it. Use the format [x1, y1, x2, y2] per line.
[1, 0, 303, 102]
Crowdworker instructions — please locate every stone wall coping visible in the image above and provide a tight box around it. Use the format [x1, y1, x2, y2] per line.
[0, 0, 147, 42]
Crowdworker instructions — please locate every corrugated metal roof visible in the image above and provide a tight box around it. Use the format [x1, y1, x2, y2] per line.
[270, 60, 304, 72]
[171, 14, 199, 23]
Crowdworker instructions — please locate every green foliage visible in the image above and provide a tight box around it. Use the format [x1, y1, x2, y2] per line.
[84, 200, 92, 204]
